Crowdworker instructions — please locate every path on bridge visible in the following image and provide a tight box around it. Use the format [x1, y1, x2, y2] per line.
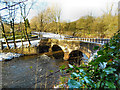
[0, 32, 110, 50]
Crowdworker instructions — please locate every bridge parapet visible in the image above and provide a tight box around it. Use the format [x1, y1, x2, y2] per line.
[64, 37, 110, 45]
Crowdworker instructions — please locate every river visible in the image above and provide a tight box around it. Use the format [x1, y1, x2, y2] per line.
[1, 54, 69, 88]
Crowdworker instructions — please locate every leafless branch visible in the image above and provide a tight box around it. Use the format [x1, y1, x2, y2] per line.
[26, 2, 34, 17]
[0, 0, 28, 11]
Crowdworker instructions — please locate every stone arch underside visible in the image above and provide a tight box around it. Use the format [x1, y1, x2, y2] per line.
[38, 45, 50, 53]
[51, 45, 64, 59]
[68, 50, 83, 65]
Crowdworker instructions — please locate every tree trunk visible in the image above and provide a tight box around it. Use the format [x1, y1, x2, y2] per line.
[11, 19, 17, 49]
[24, 18, 31, 47]
[0, 19, 10, 49]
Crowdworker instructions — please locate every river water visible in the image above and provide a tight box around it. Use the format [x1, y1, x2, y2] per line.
[1, 54, 69, 88]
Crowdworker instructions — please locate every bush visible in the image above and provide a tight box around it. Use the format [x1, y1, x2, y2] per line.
[60, 30, 120, 88]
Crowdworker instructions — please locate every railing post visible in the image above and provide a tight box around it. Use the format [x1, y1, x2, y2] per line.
[98, 38, 100, 43]
[100, 38, 101, 43]
[107, 39, 109, 43]
[104, 40, 106, 44]
[96, 38, 98, 42]
[87, 38, 89, 41]
[101, 38, 103, 43]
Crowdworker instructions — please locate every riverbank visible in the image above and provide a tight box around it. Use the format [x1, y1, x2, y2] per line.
[0, 52, 24, 61]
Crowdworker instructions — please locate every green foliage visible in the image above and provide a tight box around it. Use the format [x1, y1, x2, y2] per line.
[61, 31, 120, 88]
[60, 65, 66, 72]
[93, 46, 99, 50]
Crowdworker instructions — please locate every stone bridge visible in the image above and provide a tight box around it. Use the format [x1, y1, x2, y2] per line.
[0, 35, 110, 61]
[38, 38, 110, 60]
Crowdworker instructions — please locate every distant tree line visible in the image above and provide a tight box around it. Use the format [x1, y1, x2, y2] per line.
[30, 5, 118, 38]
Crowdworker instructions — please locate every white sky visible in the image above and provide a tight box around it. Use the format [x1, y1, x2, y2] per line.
[0, 0, 119, 22]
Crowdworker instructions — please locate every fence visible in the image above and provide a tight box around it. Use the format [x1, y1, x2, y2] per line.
[65, 37, 110, 44]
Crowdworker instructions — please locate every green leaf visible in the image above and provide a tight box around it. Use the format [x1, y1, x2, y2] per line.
[68, 64, 74, 68]
[95, 55, 105, 63]
[118, 80, 120, 86]
[105, 81, 116, 88]
[72, 72, 80, 77]
[59, 65, 66, 70]
[84, 76, 90, 84]
[103, 67, 116, 74]
[93, 46, 99, 50]
[66, 68, 73, 72]
[79, 69, 84, 72]
[68, 79, 81, 88]
[97, 50, 103, 55]
[96, 81, 101, 88]
[110, 46, 116, 49]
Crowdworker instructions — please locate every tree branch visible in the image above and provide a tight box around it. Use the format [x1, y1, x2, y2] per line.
[0, 0, 28, 11]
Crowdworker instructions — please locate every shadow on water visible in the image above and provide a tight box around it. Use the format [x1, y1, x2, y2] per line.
[38, 45, 50, 53]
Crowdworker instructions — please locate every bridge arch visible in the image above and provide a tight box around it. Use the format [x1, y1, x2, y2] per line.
[51, 45, 64, 59]
[68, 50, 83, 65]
[38, 45, 50, 53]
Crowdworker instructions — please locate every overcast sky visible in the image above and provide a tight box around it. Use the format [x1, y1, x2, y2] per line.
[1, 0, 118, 22]
[27, 0, 119, 22]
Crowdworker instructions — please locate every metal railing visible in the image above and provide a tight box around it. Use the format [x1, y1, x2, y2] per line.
[2, 38, 40, 44]
[64, 37, 110, 44]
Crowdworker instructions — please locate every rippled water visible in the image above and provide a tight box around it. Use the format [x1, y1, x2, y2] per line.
[1, 49, 89, 88]
[1, 54, 69, 88]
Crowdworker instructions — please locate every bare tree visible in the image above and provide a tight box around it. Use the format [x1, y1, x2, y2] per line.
[0, 16, 10, 49]
[8, 1, 17, 49]
[19, 0, 35, 46]
[0, 0, 28, 49]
